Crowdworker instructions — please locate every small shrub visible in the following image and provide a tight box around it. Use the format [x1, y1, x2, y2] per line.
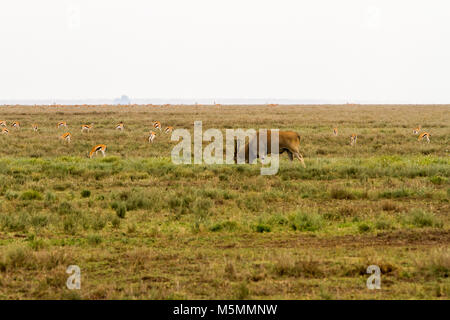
[20, 190, 42, 201]
[58, 201, 74, 215]
[81, 190, 91, 198]
[5, 190, 19, 200]
[255, 224, 271, 233]
[210, 220, 238, 232]
[290, 211, 324, 232]
[111, 217, 121, 228]
[115, 203, 127, 219]
[1, 245, 31, 269]
[429, 176, 447, 185]
[375, 218, 393, 230]
[405, 209, 443, 228]
[381, 200, 399, 212]
[234, 282, 250, 299]
[87, 234, 102, 245]
[358, 223, 371, 233]
[330, 187, 355, 200]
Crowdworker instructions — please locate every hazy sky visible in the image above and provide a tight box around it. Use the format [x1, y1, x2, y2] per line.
[1, 0, 449, 102]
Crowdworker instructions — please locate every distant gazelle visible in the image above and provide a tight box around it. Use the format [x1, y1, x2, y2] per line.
[57, 121, 67, 129]
[413, 126, 421, 135]
[350, 133, 357, 146]
[333, 127, 338, 136]
[152, 121, 161, 131]
[1, 128, 9, 135]
[0, 121, 6, 127]
[32, 124, 38, 132]
[60, 132, 71, 143]
[81, 124, 93, 133]
[116, 122, 124, 131]
[12, 121, 20, 129]
[89, 144, 107, 158]
[164, 126, 173, 134]
[149, 131, 156, 143]
[418, 132, 430, 143]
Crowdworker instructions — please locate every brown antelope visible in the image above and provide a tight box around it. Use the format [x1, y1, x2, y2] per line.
[81, 124, 93, 132]
[164, 126, 173, 134]
[234, 130, 306, 168]
[116, 122, 124, 131]
[57, 121, 67, 128]
[32, 124, 38, 132]
[333, 127, 338, 136]
[418, 132, 430, 143]
[350, 133, 357, 146]
[149, 131, 156, 143]
[60, 132, 71, 143]
[413, 126, 421, 135]
[152, 121, 161, 131]
[12, 121, 20, 129]
[1, 128, 9, 135]
[0, 121, 6, 127]
[89, 144, 107, 158]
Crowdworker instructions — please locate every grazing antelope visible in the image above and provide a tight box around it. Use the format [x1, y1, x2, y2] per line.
[152, 121, 161, 131]
[350, 133, 357, 146]
[81, 124, 93, 133]
[32, 124, 38, 132]
[418, 132, 430, 143]
[148, 131, 156, 143]
[116, 122, 124, 131]
[57, 121, 67, 128]
[164, 126, 173, 134]
[413, 126, 421, 135]
[60, 132, 71, 143]
[0, 121, 6, 127]
[12, 121, 20, 129]
[1, 128, 9, 135]
[89, 144, 107, 158]
[333, 127, 338, 136]
[234, 130, 306, 168]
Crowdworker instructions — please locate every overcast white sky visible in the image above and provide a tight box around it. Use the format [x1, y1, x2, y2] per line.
[1, 0, 449, 103]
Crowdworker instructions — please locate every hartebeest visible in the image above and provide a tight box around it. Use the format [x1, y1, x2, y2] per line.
[234, 130, 305, 168]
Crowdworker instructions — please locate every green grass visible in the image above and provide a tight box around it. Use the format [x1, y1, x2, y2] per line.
[0, 104, 449, 299]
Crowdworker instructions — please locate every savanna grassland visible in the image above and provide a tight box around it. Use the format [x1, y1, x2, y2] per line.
[0, 104, 449, 300]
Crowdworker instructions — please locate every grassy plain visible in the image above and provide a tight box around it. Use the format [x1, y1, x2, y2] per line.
[0, 104, 448, 299]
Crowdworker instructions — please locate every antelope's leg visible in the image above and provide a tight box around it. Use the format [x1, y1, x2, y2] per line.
[287, 150, 293, 161]
[294, 152, 306, 168]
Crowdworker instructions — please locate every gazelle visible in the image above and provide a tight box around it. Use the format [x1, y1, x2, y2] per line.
[164, 126, 173, 134]
[333, 127, 338, 136]
[413, 126, 421, 135]
[350, 133, 357, 146]
[60, 132, 71, 143]
[32, 124, 38, 132]
[12, 121, 20, 129]
[0, 121, 6, 127]
[89, 144, 107, 158]
[148, 131, 156, 143]
[81, 124, 93, 132]
[116, 122, 124, 131]
[418, 132, 430, 143]
[1, 128, 9, 135]
[57, 121, 67, 128]
[152, 121, 161, 131]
